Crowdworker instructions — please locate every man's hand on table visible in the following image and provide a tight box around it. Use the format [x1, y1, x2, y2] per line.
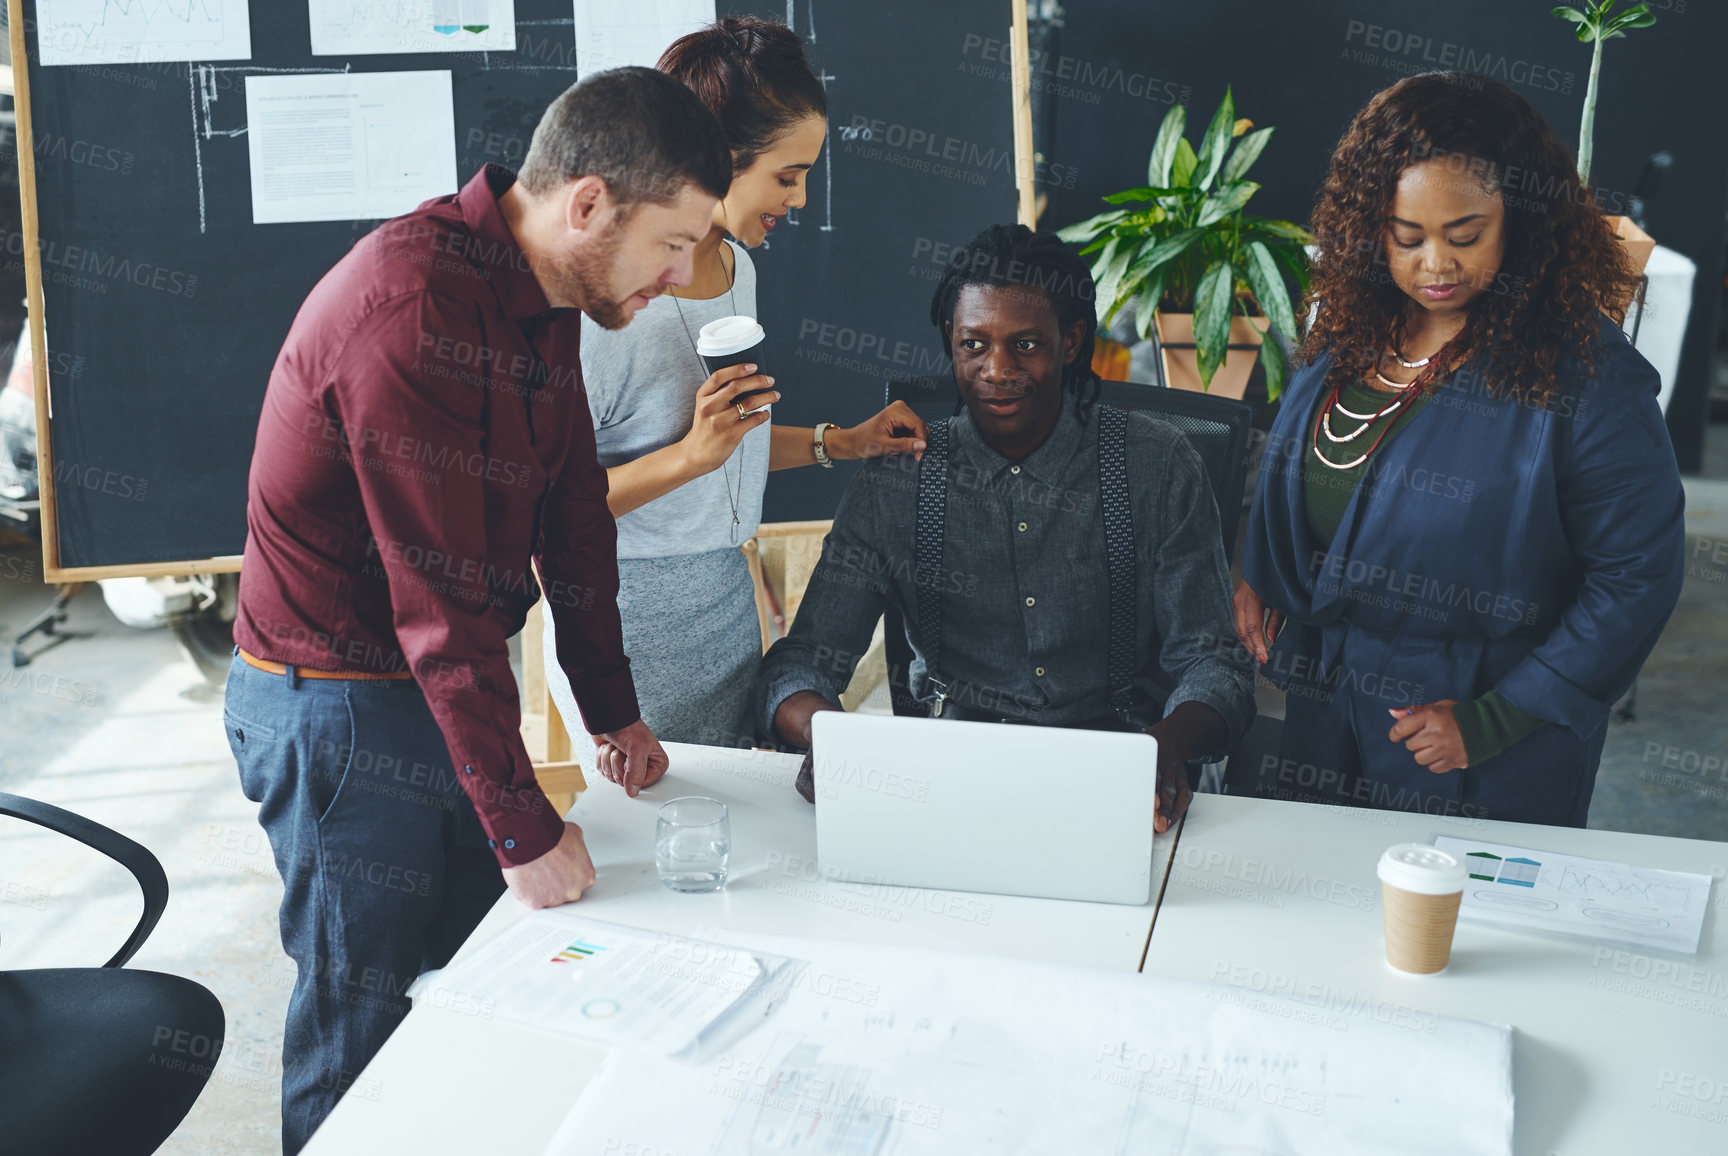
[501, 821, 596, 909]
[592, 719, 670, 798]
[775, 690, 842, 803]
[1145, 701, 1227, 834]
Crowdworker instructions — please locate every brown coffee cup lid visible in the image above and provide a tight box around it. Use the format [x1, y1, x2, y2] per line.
[1377, 843, 1466, 895]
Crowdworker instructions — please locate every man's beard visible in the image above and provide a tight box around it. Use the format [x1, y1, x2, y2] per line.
[557, 223, 636, 330]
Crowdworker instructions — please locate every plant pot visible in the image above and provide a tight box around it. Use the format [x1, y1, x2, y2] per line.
[1607, 214, 1655, 275]
[1154, 311, 1263, 399]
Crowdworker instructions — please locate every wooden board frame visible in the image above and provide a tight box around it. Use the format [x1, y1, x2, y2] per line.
[4, 0, 245, 583]
[5, 0, 1028, 583]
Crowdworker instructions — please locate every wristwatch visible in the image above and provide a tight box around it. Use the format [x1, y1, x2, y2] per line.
[812, 422, 837, 469]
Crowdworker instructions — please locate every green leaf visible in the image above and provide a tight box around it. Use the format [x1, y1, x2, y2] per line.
[1612, 6, 1656, 30]
[1147, 104, 1188, 187]
[1101, 185, 1186, 205]
[1193, 261, 1236, 388]
[1256, 318, 1287, 402]
[1242, 241, 1296, 341]
[1134, 269, 1168, 341]
[1551, 6, 1587, 23]
[1123, 227, 1205, 284]
[1193, 88, 1236, 192]
[1220, 126, 1274, 185]
[1056, 208, 1130, 243]
[1095, 237, 1139, 325]
[1171, 138, 1198, 188]
[1087, 235, 1120, 290]
[1240, 214, 1314, 243]
[1195, 180, 1260, 227]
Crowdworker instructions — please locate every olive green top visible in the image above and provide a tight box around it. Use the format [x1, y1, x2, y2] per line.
[1301, 374, 1544, 766]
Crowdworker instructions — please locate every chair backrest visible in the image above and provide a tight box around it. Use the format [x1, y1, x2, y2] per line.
[0, 792, 168, 968]
[883, 376, 1253, 562]
[878, 377, 1253, 716]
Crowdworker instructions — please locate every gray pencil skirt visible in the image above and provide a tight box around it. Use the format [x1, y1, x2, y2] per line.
[542, 547, 761, 749]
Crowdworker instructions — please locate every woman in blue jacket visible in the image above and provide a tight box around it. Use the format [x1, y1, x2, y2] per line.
[1233, 73, 1684, 827]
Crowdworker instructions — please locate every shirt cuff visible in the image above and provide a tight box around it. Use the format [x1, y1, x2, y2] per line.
[460, 777, 566, 867]
[563, 665, 641, 737]
[1454, 690, 1547, 765]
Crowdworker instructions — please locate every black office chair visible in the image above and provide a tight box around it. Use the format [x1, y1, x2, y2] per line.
[0, 793, 225, 1155]
[879, 376, 1254, 717]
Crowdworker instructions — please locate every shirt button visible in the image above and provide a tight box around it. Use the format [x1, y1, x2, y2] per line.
[1035, 666, 1046, 677]
[1025, 596, 1036, 607]
[504, 838, 516, 850]
[1010, 465, 1021, 474]
[464, 764, 475, 775]
[487, 838, 497, 850]
[1018, 522, 1028, 532]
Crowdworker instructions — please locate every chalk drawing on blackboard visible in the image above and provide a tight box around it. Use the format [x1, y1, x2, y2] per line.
[310, 0, 517, 56]
[37, 0, 254, 67]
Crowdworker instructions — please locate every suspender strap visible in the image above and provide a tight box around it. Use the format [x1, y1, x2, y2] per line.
[913, 419, 952, 714]
[1097, 406, 1138, 719]
[913, 410, 1136, 719]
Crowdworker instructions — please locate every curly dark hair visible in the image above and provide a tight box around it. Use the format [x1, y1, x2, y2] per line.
[1299, 72, 1640, 405]
[929, 223, 1101, 414]
[657, 16, 827, 175]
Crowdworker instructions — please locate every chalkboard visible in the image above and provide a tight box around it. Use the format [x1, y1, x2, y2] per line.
[10, 0, 1028, 578]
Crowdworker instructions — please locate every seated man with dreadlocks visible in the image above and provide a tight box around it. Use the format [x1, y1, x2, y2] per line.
[752, 224, 1255, 828]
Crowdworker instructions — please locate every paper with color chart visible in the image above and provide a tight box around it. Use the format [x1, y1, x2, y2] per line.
[36, 0, 252, 66]
[573, 0, 715, 79]
[541, 930, 1515, 1156]
[419, 912, 802, 1057]
[310, 0, 517, 56]
[245, 71, 457, 225]
[1434, 836, 1713, 954]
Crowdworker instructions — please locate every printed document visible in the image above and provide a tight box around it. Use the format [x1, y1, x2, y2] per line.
[246, 71, 457, 224]
[1434, 836, 1712, 954]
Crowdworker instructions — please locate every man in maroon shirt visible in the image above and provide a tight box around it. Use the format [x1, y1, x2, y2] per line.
[224, 69, 732, 1152]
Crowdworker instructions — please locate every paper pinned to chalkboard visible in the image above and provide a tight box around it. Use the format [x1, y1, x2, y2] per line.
[572, 0, 715, 79]
[309, 0, 518, 57]
[1433, 836, 1713, 954]
[245, 70, 458, 225]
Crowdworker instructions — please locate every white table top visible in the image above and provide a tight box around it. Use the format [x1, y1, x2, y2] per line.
[1142, 794, 1728, 1156]
[304, 742, 1176, 1155]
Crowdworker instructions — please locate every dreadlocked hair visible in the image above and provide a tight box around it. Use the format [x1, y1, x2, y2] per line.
[929, 223, 1102, 416]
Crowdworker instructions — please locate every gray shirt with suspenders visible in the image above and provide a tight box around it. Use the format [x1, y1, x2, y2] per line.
[754, 394, 1256, 754]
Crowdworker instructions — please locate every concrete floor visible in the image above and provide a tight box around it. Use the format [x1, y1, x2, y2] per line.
[2, 471, 1727, 1153]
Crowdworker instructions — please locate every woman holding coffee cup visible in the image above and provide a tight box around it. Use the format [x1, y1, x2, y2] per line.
[544, 17, 927, 755]
[1232, 73, 1684, 827]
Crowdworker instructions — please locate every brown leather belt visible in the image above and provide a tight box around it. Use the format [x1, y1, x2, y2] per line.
[238, 649, 413, 681]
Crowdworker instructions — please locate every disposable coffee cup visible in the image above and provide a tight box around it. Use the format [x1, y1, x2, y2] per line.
[696, 315, 770, 411]
[1377, 843, 1467, 975]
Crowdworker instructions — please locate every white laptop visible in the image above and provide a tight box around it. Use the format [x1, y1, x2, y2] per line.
[811, 712, 1160, 905]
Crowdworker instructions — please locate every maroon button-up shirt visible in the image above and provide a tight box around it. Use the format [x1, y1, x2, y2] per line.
[235, 164, 638, 867]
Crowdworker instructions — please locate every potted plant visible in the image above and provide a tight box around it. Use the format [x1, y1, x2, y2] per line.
[1553, 1, 1657, 274]
[1058, 87, 1310, 400]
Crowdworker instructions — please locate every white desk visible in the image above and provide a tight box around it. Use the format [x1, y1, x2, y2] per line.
[1143, 795, 1728, 1156]
[303, 742, 1176, 1155]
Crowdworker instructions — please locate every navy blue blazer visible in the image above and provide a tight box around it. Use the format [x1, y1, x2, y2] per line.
[1243, 315, 1685, 824]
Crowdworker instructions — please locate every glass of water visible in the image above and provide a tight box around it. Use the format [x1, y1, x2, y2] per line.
[655, 796, 730, 893]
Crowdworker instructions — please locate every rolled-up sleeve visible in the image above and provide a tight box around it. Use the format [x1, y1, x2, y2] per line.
[753, 466, 895, 744]
[1146, 429, 1257, 753]
[334, 292, 563, 867]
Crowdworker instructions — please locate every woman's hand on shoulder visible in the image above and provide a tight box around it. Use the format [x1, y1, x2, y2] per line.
[831, 400, 928, 462]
